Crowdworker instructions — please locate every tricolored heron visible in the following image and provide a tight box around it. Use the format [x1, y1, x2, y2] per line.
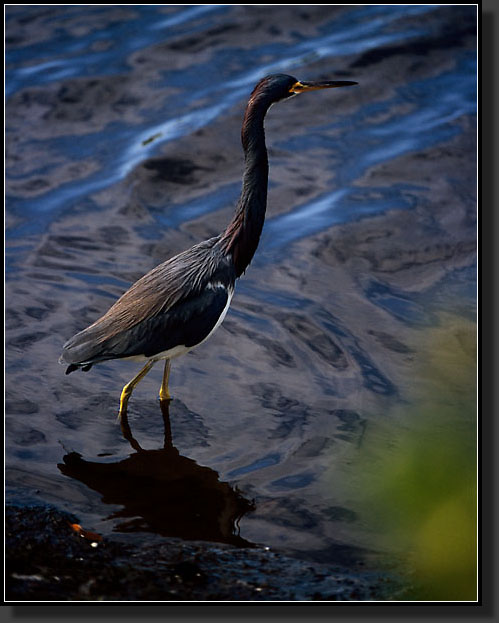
[60, 73, 357, 421]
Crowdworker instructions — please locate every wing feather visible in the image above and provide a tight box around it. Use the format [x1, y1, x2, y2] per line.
[60, 237, 234, 367]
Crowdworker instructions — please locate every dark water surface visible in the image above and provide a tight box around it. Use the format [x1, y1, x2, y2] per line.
[6, 5, 477, 575]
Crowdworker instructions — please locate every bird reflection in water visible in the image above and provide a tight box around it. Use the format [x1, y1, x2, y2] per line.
[58, 400, 255, 547]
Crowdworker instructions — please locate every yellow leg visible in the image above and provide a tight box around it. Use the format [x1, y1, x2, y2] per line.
[118, 360, 156, 420]
[159, 359, 171, 402]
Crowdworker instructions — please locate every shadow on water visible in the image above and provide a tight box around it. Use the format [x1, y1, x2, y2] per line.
[57, 400, 256, 548]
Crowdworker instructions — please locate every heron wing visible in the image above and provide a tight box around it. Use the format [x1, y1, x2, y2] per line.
[61, 284, 231, 365]
[60, 235, 236, 367]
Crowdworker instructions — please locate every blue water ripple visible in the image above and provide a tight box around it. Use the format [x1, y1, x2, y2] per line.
[227, 453, 281, 478]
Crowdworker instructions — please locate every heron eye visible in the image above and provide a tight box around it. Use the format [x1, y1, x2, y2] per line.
[289, 82, 304, 94]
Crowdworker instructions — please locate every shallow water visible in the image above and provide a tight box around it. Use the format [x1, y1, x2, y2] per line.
[6, 5, 477, 573]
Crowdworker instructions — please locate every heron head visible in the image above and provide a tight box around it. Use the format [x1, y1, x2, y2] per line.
[251, 73, 357, 106]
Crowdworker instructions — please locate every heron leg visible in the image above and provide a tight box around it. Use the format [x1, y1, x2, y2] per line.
[118, 360, 156, 420]
[159, 359, 172, 402]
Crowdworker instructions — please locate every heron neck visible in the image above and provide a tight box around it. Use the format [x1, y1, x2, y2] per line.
[219, 101, 269, 277]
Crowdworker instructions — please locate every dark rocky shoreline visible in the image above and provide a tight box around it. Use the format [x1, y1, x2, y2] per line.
[6, 505, 402, 602]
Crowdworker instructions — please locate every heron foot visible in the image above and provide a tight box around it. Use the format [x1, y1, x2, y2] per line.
[118, 387, 133, 422]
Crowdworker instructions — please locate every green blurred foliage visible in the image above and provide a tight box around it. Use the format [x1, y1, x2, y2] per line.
[340, 314, 477, 601]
